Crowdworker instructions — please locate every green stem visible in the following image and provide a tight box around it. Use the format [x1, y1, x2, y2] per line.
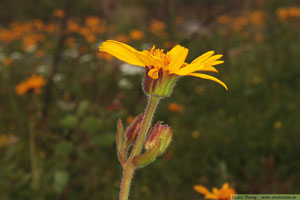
[119, 96, 160, 200]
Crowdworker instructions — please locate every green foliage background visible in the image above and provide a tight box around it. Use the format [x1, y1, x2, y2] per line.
[0, 0, 300, 199]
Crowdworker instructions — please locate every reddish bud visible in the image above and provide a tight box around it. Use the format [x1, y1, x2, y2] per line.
[145, 121, 172, 155]
[125, 114, 144, 143]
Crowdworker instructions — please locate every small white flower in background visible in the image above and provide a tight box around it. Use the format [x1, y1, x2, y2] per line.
[25, 45, 37, 53]
[36, 65, 49, 75]
[181, 19, 206, 37]
[118, 78, 133, 89]
[63, 48, 79, 59]
[80, 54, 93, 63]
[53, 73, 65, 83]
[0, 53, 5, 61]
[11, 52, 23, 60]
[120, 63, 143, 76]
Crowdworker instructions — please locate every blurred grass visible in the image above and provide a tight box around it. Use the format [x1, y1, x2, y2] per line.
[1, 0, 300, 199]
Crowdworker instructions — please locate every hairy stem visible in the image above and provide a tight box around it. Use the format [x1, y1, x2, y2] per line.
[119, 96, 160, 200]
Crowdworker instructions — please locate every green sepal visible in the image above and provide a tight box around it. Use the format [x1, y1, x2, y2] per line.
[117, 119, 126, 167]
[132, 140, 161, 168]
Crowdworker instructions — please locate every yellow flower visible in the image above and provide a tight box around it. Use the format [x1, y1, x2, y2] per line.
[99, 40, 227, 90]
[194, 183, 236, 200]
[16, 75, 46, 96]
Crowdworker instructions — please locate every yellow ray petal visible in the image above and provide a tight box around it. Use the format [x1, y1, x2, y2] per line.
[175, 63, 218, 75]
[189, 73, 228, 90]
[212, 60, 224, 65]
[193, 185, 211, 195]
[205, 194, 219, 200]
[99, 40, 147, 67]
[191, 51, 215, 64]
[168, 45, 188, 72]
[222, 183, 229, 189]
[212, 187, 219, 194]
[204, 54, 223, 64]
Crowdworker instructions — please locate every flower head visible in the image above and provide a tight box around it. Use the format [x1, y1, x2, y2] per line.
[16, 74, 46, 96]
[194, 183, 236, 200]
[144, 121, 172, 155]
[99, 40, 227, 90]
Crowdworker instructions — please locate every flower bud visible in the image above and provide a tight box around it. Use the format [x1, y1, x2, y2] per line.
[143, 68, 179, 97]
[125, 114, 144, 143]
[145, 121, 172, 155]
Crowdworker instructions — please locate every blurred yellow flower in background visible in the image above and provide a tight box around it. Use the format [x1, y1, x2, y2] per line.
[16, 74, 46, 95]
[274, 121, 283, 129]
[194, 183, 236, 200]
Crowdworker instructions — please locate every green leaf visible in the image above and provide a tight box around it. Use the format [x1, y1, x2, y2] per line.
[76, 100, 90, 117]
[55, 141, 74, 156]
[91, 133, 115, 147]
[60, 115, 78, 129]
[53, 170, 69, 193]
[80, 116, 102, 133]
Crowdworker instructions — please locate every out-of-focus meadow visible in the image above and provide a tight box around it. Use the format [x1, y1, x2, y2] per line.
[1, 0, 300, 199]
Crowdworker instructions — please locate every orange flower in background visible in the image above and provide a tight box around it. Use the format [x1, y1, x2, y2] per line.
[149, 19, 166, 33]
[67, 20, 81, 33]
[168, 102, 184, 112]
[130, 29, 144, 40]
[251, 10, 265, 27]
[0, 134, 18, 147]
[85, 16, 101, 27]
[175, 16, 184, 25]
[0, 29, 16, 43]
[164, 41, 176, 49]
[217, 15, 231, 25]
[112, 35, 130, 43]
[194, 183, 236, 200]
[98, 52, 113, 61]
[53, 9, 66, 18]
[126, 116, 135, 124]
[65, 37, 76, 47]
[277, 7, 300, 21]
[16, 75, 46, 96]
[3, 58, 13, 66]
[80, 45, 89, 54]
[34, 50, 45, 58]
[45, 23, 57, 33]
